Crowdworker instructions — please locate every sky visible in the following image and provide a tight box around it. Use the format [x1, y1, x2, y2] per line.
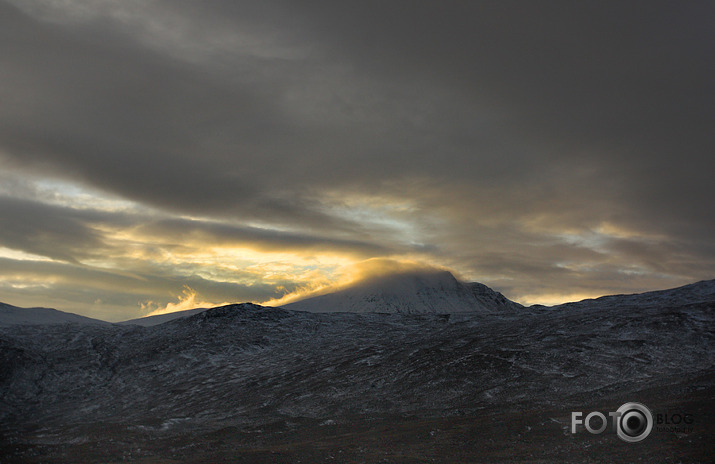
[0, 0, 713, 321]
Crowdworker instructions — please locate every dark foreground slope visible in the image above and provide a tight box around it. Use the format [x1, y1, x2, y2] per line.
[1, 282, 714, 463]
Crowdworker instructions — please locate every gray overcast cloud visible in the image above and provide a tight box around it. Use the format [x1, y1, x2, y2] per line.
[0, 0, 713, 320]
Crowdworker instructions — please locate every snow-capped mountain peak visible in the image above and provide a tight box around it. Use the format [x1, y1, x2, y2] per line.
[282, 270, 522, 314]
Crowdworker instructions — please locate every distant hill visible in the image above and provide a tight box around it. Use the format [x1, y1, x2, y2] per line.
[545, 279, 715, 311]
[282, 270, 523, 314]
[0, 302, 109, 326]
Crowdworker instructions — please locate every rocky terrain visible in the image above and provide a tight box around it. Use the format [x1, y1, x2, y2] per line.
[0, 276, 713, 463]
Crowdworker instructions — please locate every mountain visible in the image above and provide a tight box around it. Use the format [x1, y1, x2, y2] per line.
[1, 280, 713, 462]
[282, 270, 523, 314]
[1, 283, 714, 463]
[0, 302, 109, 327]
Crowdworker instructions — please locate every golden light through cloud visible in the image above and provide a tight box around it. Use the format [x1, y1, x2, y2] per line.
[142, 285, 231, 317]
[516, 292, 607, 307]
[0, 174, 445, 319]
[0, 247, 57, 263]
[0, 171, 706, 322]
[0, 172, 705, 321]
[43, 187, 450, 317]
[90, 203, 439, 316]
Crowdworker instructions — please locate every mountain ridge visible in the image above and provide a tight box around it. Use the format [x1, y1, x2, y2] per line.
[1, 276, 713, 326]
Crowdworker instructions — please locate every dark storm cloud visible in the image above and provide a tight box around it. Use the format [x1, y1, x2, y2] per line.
[0, 1, 290, 216]
[0, 1, 512, 213]
[0, 0, 713, 315]
[0, 195, 107, 262]
[320, 1, 713, 228]
[3, 0, 711, 225]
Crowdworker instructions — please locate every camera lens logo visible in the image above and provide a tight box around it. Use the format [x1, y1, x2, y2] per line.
[615, 402, 653, 443]
[571, 402, 654, 443]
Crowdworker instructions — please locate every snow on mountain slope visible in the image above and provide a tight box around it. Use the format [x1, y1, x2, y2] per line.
[0, 302, 109, 327]
[118, 307, 211, 326]
[283, 270, 523, 314]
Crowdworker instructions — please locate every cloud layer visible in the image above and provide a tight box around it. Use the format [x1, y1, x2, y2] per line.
[0, 1, 713, 319]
